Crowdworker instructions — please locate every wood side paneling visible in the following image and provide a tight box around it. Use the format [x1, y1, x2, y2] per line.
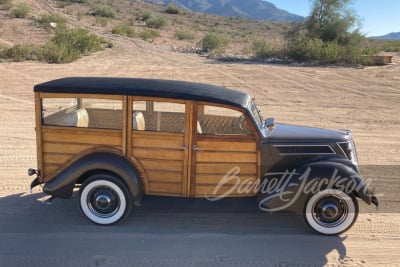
[43, 129, 121, 146]
[195, 174, 258, 185]
[146, 170, 183, 183]
[196, 163, 257, 174]
[196, 151, 256, 163]
[194, 185, 257, 197]
[148, 182, 182, 195]
[133, 148, 184, 161]
[197, 140, 256, 152]
[41, 127, 122, 179]
[131, 132, 187, 196]
[193, 139, 258, 197]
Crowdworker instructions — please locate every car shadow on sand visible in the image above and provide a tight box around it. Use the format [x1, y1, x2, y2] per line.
[0, 192, 348, 266]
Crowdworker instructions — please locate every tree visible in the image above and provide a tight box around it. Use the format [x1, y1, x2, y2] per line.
[305, 0, 359, 44]
[285, 0, 372, 64]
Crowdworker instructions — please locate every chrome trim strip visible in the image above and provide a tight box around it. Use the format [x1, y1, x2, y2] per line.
[337, 142, 350, 159]
[273, 144, 336, 156]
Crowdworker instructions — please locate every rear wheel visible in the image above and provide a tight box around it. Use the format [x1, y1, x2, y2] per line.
[79, 173, 132, 225]
[304, 189, 358, 235]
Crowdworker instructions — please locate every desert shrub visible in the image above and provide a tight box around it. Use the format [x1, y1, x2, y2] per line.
[286, 37, 373, 64]
[383, 40, 400, 52]
[57, 0, 85, 7]
[0, 44, 37, 61]
[175, 30, 194, 41]
[36, 13, 67, 31]
[39, 42, 80, 63]
[95, 4, 116, 18]
[112, 22, 134, 37]
[40, 28, 103, 63]
[145, 16, 167, 29]
[0, 0, 13, 10]
[139, 29, 159, 42]
[139, 10, 153, 21]
[252, 39, 274, 59]
[201, 33, 227, 52]
[165, 4, 180, 14]
[11, 2, 31, 18]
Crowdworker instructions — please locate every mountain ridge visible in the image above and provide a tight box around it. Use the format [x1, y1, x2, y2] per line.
[144, 0, 304, 22]
[370, 32, 400, 40]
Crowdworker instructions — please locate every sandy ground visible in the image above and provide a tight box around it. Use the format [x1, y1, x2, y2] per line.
[0, 39, 399, 266]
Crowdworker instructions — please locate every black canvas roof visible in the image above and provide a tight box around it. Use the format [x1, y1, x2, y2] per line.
[34, 77, 251, 108]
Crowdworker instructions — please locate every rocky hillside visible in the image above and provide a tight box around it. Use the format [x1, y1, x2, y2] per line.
[144, 0, 304, 22]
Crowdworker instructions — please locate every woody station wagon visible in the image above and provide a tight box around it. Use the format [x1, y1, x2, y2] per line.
[29, 77, 378, 235]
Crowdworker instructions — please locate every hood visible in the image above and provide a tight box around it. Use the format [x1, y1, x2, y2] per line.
[264, 123, 352, 143]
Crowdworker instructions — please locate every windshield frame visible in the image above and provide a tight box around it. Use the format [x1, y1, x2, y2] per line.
[248, 100, 264, 130]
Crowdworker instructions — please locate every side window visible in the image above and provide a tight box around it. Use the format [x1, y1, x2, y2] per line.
[197, 105, 252, 135]
[42, 97, 122, 129]
[132, 100, 185, 133]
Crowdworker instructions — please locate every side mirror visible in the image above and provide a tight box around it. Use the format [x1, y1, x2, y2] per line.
[265, 118, 275, 129]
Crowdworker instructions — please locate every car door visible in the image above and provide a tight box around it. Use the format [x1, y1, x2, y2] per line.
[189, 102, 260, 198]
[129, 97, 192, 197]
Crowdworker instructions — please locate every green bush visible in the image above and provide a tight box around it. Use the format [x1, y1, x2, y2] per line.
[165, 4, 181, 14]
[145, 16, 167, 29]
[0, 44, 37, 61]
[383, 40, 400, 52]
[36, 13, 67, 31]
[252, 39, 274, 59]
[11, 2, 31, 18]
[40, 28, 103, 63]
[95, 4, 117, 18]
[39, 42, 80, 63]
[139, 10, 153, 21]
[0, 0, 13, 10]
[112, 22, 135, 37]
[201, 33, 227, 52]
[139, 29, 159, 42]
[175, 30, 194, 41]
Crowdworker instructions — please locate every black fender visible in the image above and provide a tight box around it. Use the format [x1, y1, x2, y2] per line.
[258, 159, 378, 212]
[43, 152, 143, 202]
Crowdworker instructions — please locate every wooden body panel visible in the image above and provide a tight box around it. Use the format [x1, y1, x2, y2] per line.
[192, 138, 258, 197]
[131, 131, 187, 197]
[41, 127, 122, 181]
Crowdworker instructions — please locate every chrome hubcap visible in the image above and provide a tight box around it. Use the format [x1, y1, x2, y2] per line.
[312, 195, 348, 228]
[87, 186, 120, 218]
[95, 194, 112, 210]
[321, 203, 339, 219]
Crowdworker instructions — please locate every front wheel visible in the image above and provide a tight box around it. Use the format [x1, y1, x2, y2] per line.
[304, 189, 358, 235]
[79, 173, 132, 225]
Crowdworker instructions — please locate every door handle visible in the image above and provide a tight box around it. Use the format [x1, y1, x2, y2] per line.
[193, 145, 204, 151]
[177, 146, 188, 150]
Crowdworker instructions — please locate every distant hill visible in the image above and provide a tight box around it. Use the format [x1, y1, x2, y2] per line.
[144, 0, 304, 22]
[370, 32, 400, 40]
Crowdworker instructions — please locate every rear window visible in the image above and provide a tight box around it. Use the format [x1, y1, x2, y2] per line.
[42, 98, 122, 129]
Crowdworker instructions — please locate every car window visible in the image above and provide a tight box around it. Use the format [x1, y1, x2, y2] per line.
[197, 105, 252, 135]
[132, 100, 185, 133]
[42, 98, 122, 129]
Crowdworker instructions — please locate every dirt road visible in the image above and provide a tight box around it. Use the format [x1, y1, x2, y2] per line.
[0, 39, 399, 266]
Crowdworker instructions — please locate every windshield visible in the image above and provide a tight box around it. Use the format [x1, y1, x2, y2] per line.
[249, 101, 264, 128]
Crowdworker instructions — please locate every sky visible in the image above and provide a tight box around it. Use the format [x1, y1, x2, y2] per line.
[266, 0, 400, 37]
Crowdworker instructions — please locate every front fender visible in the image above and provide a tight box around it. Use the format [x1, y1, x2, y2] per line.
[258, 160, 378, 212]
[43, 152, 143, 202]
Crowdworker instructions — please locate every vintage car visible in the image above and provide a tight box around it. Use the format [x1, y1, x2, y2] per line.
[29, 77, 378, 235]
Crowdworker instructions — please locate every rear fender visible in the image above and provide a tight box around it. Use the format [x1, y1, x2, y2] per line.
[43, 151, 143, 202]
